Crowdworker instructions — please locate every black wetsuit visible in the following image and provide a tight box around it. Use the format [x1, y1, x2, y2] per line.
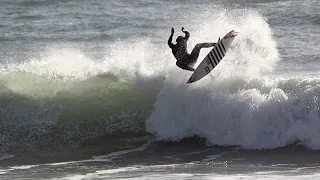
[168, 30, 216, 71]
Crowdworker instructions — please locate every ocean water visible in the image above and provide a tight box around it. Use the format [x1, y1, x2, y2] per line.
[0, 0, 320, 179]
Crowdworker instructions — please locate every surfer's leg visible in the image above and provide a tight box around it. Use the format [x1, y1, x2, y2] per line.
[195, 43, 216, 49]
[188, 43, 216, 64]
[176, 61, 195, 71]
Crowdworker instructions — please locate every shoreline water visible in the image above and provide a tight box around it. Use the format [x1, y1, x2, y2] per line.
[2, 138, 320, 179]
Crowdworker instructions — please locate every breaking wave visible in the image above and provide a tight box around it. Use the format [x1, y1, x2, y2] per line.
[146, 8, 320, 150]
[2, 6, 320, 153]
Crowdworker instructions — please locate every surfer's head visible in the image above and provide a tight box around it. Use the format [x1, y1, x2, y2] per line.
[176, 36, 183, 43]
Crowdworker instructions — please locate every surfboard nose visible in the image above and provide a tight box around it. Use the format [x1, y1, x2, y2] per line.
[231, 31, 238, 37]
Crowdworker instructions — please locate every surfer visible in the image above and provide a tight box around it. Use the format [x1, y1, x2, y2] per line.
[168, 27, 216, 71]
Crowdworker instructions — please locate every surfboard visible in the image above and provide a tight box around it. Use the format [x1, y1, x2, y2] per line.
[187, 30, 238, 84]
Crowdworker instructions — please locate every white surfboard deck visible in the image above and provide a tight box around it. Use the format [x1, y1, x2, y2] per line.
[187, 30, 238, 84]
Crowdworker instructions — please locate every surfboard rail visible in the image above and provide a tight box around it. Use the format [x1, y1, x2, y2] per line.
[187, 30, 238, 84]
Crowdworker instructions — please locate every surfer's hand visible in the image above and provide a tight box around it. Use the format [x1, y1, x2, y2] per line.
[171, 27, 174, 35]
[181, 27, 185, 32]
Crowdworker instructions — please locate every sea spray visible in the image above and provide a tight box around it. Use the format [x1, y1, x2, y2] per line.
[146, 8, 307, 149]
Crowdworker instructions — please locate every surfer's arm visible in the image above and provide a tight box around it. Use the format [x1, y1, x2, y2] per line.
[168, 34, 174, 48]
[181, 27, 190, 40]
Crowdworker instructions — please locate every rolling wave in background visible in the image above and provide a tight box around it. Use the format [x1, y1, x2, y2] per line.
[1, 5, 320, 154]
[0, 41, 166, 152]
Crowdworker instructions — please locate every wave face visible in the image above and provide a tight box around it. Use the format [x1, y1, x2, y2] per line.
[0, 42, 166, 152]
[146, 8, 320, 150]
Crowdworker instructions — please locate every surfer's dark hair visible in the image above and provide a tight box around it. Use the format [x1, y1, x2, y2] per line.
[176, 36, 183, 42]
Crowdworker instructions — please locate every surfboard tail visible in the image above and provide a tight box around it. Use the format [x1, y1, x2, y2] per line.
[187, 72, 197, 84]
